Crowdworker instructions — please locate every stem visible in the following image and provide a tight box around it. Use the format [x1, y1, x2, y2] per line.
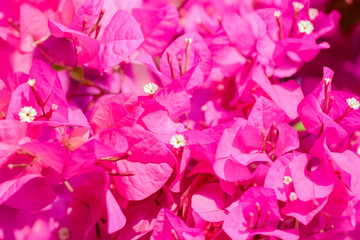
[64, 180, 74, 193]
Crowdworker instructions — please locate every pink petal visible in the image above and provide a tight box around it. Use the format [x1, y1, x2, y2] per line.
[191, 183, 227, 222]
[92, 10, 144, 73]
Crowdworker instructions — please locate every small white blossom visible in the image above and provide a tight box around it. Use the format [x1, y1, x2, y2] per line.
[27, 78, 36, 87]
[298, 20, 314, 35]
[143, 82, 158, 95]
[292, 2, 304, 11]
[357, 145, 360, 156]
[283, 176, 293, 185]
[347, 97, 360, 110]
[309, 8, 319, 21]
[18, 106, 37, 123]
[170, 134, 186, 148]
[274, 10, 281, 18]
[52, 104, 58, 110]
[289, 192, 298, 201]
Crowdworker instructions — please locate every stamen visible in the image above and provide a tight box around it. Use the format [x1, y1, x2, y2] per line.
[196, 18, 214, 35]
[261, 211, 271, 228]
[255, 202, 261, 212]
[184, 38, 193, 73]
[307, 225, 334, 236]
[31, 35, 50, 47]
[7, 163, 29, 169]
[89, 9, 105, 36]
[289, 2, 305, 37]
[166, 52, 175, 80]
[249, 212, 255, 228]
[312, 199, 319, 207]
[82, 19, 88, 33]
[27, 78, 36, 87]
[27, 78, 44, 108]
[171, 229, 179, 240]
[261, 129, 267, 152]
[273, 10, 281, 18]
[94, 24, 102, 40]
[45, 104, 58, 120]
[8, 18, 20, 32]
[334, 98, 359, 123]
[325, 96, 334, 114]
[274, 11, 284, 40]
[64, 180, 74, 192]
[177, 54, 183, 76]
[201, 105, 207, 111]
[292, 2, 304, 12]
[108, 171, 136, 176]
[265, 122, 277, 143]
[185, 112, 191, 130]
[99, 156, 122, 162]
[322, 78, 332, 113]
[269, 129, 279, 151]
[254, 202, 261, 228]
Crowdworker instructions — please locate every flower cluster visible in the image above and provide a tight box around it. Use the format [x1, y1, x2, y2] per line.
[1, 0, 360, 239]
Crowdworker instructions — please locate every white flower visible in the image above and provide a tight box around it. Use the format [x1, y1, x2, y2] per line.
[292, 2, 304, 11]
[289, 192, 298, 201]
[170, 134, 186, 148]
[27, 78, 36, 87]
[357, 145, 360, 156]
[309, 8, 319, 21]
[52, 104, 58, 110]
[298, 20, 314, 35]
[18, 106, 37, 123]
[283, 176, 293, 185]
[143, 82, 158, 95]
[274, 10, 281, 18]
[347, 97, 360, 110]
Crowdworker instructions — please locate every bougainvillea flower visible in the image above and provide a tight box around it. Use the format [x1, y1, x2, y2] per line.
[6, 59, 70, 125]
[1, 0, 360, 239]
[151, 208, 205, 240]
[88, 10, 144, 73]
[223, 187, 298, 240]
[48, 20, 101, 64]
[132, 4, 179, 56]
[298, 67, 360, 144]
[159, 32, 212, 88]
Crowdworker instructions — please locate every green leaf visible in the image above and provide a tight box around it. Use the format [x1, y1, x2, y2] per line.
[70, 67, 84, 81]
[294, 121, 306, 132]
[52, 64, 66, 71]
